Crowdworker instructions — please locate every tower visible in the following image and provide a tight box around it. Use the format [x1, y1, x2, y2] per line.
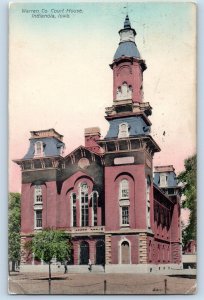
[111, 15, 146, 103]
[98, 15, 161, 270]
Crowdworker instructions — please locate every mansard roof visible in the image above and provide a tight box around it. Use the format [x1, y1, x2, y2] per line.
[114, 41, 141, 60]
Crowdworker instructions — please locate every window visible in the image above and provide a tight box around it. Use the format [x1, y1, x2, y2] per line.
[35, 210, 42, 228]
[162, 246, 165, 262]
[119, 179, 130, 227]
[92, 191, 98, 226]
[168, 188, 174, 195]
[60, 146, 64, 156]
[71, 193, 77, 227]
[167, 246, 170, 262]
[149, 241, 152, 262]
[120, 179, 129, 199]
[160, 173, 168, 187]
[158, 244, 160, 262]
[146, 176, 151, 228]
[118, 123, 129, 138]
[121, 206, 129, 225]
[34, 185, 43, 229]
[80, 183, 89, 227]
[34, 141, 44, 157]
[34, 185, 42, 203]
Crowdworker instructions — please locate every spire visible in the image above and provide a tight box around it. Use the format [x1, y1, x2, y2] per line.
[113, 15, 139, 61]
[124, 15, 131, 29]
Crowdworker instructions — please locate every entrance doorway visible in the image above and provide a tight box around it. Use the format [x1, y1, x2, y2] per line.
[80, 241, 89, 265]
[96, 240, 105, 265]
[121, 241, 130, 264]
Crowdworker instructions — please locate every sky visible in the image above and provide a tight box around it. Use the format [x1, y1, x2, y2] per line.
[9, 2, 196, 197]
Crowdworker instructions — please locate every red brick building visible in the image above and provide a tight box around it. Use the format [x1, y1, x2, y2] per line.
[14, 15, 182, 272]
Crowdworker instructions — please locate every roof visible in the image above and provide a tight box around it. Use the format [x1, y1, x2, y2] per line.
[124, 15, 131, 29]
[154, 165, 175, 173]
[30, 128, 63, 142]
[23, 137, 64, 159]
[113, 41, 141, 60]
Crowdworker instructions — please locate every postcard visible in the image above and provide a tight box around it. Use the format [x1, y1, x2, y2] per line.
[9, 1, 196, 295]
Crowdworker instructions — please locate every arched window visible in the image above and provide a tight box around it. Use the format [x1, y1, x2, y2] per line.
[120, 179, 129, 199]
[34, 185, 42, 203]
[118, 122, 129, 138]
[80, 183, 89, 227]
[34, 185, 43, 229]
[71, 193, 77, 227]
[92, 191, 98, 226]
[121, 240, 130, 264]
[34, 141, 44, 157]
[119, 179, 130, 226]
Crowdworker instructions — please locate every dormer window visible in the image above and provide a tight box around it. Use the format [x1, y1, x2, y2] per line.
[118, 122, 129, 138]
[34, 141, 44, 157]
[160, 174, 168, 187]
[60, 145, 64, 156]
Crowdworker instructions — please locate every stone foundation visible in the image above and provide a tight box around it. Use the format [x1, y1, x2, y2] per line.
[105, 263, 183, 274]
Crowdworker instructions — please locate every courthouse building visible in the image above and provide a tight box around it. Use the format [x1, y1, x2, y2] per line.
[14, 15, 182, 272]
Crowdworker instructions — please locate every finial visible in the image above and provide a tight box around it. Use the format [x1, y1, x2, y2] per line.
[124, 14, 131, 29]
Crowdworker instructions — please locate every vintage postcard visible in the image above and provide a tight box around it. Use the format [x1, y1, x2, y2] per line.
[9, 1, 196, 295]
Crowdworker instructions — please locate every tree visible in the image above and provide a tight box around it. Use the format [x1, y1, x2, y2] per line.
[177, 154, 196, 248]
[8, 193, 21, 272]
[25, 229, 72, 293]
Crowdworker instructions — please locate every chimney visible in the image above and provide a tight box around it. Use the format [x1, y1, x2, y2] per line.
[84, 127, 102, 153]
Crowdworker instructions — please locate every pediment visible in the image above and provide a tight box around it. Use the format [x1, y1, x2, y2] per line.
[62, 145, 104, 168]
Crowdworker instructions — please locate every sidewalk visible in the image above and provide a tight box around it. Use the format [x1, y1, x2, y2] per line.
[8, 271, 196, 295]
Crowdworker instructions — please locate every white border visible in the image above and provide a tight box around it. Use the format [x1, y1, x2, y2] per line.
[1, 1, 204, 299]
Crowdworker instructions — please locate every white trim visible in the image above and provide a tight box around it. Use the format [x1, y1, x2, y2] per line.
[34, 141, 44, 157]
[34, 185, 43, 204]
[118, 122, 129, 138]
[160, 173, 168, 187]
[79, 182, 89, 227]
[34, 209, 42, 229]
[120, 206, 130, 227]
[119, 179, 129, 199]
